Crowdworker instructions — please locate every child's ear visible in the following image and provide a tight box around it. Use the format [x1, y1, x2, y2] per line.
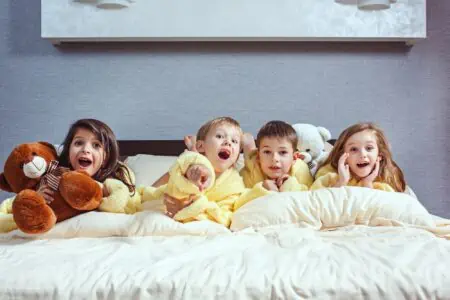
[196, 140, 205, 153]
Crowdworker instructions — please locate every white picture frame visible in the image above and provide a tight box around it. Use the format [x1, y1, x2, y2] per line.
[41, 0, 426, 44]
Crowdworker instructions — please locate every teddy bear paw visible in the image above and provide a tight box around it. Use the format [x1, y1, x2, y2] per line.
[12, 190, 56, 234]
[59, 171, 102, 210]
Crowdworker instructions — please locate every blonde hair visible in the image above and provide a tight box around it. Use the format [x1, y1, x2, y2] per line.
[196, 116, 242, 141]
[323, 122, 405, 192]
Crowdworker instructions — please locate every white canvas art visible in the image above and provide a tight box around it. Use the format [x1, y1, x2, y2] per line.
[42, 0, 426, 44]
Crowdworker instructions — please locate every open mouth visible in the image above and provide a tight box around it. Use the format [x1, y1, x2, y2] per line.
[357, 162, 370, 168]
[78, 157, 93, 168]
[218, 150, 231, 160]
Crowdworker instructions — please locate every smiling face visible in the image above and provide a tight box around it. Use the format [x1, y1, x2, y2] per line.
[344, 130, 380, 179]
[258, 137, 296, 179]
[68, 128, 105, 177]
[196, 123, 241, 175]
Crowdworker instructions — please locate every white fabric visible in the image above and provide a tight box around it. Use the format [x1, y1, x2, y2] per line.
[1, 223, 450, 299]
[1, 187, 450, 299]
[125, 154, 177, 186]
[231, 187, 438, 231]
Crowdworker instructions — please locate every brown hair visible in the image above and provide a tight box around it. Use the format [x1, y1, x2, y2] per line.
[256, 120, 298, 151]
[196, 116, 242, 141]
[58, 119, 135, 194]
[323, 122, 405, 192]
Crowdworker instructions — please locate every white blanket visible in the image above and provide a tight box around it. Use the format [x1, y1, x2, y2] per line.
[1, 187, 449, 299]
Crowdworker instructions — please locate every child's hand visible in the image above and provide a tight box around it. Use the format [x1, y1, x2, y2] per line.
[96, 181, 109, 197]
[263, 179, 279, 192]
[37, 186, 54, 204]
[336, 153, 350, 187]
[164, 193, 194, 218]
[361, 157, 381, 188]
[242, 132, 256, 156]
[186, 164, 212, 192]
[184, 135, 197, 152]
[276, 174, 290, 189]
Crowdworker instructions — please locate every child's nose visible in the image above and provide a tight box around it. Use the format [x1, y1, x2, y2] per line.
[82, 144, 92, 153]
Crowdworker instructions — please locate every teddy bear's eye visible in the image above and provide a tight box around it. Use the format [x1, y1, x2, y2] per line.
[306, 149, 311, 152]
[31, 152, 37, 156]
[19, 163, 24, 168]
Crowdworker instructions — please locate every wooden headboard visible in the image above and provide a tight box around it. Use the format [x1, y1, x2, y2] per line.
[118, 139, 337, 159]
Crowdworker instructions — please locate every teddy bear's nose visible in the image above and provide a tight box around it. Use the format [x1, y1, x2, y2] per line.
[23, 156, 47, 179]
[31, 158, 45, 171]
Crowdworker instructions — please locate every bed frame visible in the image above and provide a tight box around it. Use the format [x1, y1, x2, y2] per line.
[118, 139, 337, 158]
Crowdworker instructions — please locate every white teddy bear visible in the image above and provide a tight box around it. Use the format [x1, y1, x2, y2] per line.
[292, 123, 332, 176]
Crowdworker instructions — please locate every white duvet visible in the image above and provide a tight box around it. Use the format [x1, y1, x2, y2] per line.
[1, 187, 450, 300]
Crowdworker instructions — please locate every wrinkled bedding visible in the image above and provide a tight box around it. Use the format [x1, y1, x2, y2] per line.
[1, 187, 449, 300]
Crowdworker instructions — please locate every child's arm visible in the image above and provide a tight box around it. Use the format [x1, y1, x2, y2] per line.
[98, 166, 142, 214]
[0, 197, 18, 233]
[165, 151, 215, 199]
[99, 178, 142, 214]
[242, 132, 256, 158]
[233, 182, 273, 210]
[240, 149, 265, 188]
[180, 195, 235, 227]
[292, 159, 314, 188]
[371, 182, 395, 192]
[0, 197, 14, 214]
[152, 172, 169, 188]
[279, 176, 309, 192]
[310, 172, 340, 190]
[163, 151, 217, 221]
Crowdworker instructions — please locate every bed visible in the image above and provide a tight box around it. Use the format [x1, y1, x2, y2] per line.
[0, 140, 449, 300]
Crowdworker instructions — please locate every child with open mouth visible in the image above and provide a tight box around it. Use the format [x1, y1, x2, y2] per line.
[311, 122, 406, 192]
[139, 117, 283, 227]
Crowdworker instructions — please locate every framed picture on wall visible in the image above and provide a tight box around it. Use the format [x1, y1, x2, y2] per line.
[42, 0, 426, 44]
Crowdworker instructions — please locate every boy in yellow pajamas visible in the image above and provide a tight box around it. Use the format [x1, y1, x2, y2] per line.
[139, 117, 271, 228]
[236, 120, 313, 209]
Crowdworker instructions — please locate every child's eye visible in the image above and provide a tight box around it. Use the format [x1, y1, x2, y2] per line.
[74, 140, 83, 146]
[280, 151, 288, 155]
[350, 147, 358, 152]
[366, 146, 374, 151]
[216, 134, 223, 139]
[93, 142, 102, 149]
[232, 139, 239, 144]
[263, 150, 271, 155]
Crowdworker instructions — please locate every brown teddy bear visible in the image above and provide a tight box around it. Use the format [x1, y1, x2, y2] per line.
[0, 142, 103, 234]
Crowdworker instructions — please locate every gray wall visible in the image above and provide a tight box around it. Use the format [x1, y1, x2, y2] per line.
[1, 1, 449, 216]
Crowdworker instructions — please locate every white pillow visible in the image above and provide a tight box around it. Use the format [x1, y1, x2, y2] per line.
[125, 154, 177, 186]
[231, 187, 435, 231]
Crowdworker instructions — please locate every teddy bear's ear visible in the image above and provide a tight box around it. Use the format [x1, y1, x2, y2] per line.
[317, 127, 331, 142]
[37, 141, 58, 157]
[0, 173, 13, 192]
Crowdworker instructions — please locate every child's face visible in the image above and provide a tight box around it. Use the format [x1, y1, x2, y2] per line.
[69, 128, 105, 177]
[197, 124, 241, 175]
[258, 137, 296, 179]
[344, 130, 380, 179]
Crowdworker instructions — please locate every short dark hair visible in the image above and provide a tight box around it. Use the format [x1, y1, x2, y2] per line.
[256, 120, 298, 150]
